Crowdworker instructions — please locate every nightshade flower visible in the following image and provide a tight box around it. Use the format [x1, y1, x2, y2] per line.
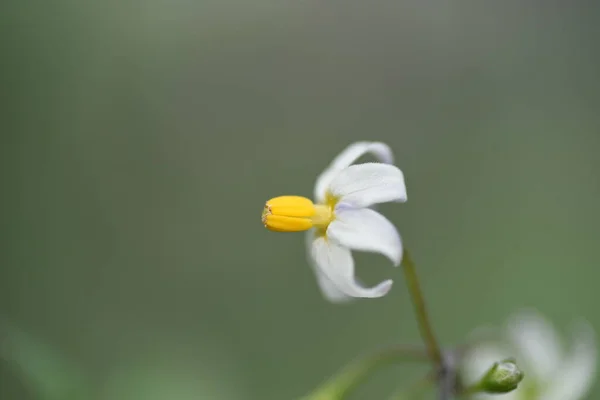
[462, 310, 597, 400]
[261, 142, 406, 302]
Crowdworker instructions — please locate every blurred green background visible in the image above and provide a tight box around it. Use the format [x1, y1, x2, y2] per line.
[2, 1, 600, 399]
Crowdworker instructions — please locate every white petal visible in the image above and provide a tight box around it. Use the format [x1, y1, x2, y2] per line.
[328, 163, 407, 208]
[327, 208, 402, 266]
[314, 142, 394, 203]
[309, 235, 393, 300]
[305, 231, 354, 303]
[313, 268, 356, 303]
[543, 320, 596, 400]
[507, 310, 562, 382]
[461, 343, 508, 385]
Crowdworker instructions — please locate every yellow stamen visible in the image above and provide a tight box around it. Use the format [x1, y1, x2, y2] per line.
[262, 195, 334, 232]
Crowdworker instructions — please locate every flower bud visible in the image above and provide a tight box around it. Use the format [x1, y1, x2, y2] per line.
[478, 358, 524, 394]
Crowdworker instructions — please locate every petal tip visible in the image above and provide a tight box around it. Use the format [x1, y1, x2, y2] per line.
[372, 279, 394, 298]
[391, 240, 403, 267]
[396, 194, 408, 203]
[381, 279, 393, 291]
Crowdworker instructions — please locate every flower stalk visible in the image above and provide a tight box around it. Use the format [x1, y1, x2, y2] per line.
[401, 249, 453, 400]
[401, 249, 443, 366]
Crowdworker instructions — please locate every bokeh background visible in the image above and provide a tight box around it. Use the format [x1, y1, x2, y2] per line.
[2, 1, 600, 399]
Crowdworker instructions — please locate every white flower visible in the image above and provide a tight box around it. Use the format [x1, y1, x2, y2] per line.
[462, 310, 597, 400]
[262, 141, 407, 302]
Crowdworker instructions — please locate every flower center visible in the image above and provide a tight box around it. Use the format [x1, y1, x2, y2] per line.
[262, 195, 334, 232]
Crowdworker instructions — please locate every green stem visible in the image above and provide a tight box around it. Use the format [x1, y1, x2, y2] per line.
[401, 249, 443, 367]
[460, 383, 482, 396]
[301, 345, 429, 400]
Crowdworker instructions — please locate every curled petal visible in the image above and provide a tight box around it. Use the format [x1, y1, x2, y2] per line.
[327, 208, 402, 266]
[313, 267, 356, 304]
[305, 231, 380, 303]
[305, 231, 354, 303]
[544, 320, 597, 400]
[507, 310, 562, 382]
[328, 163, 407, 208]
[314, 142, 393, 203]
[309, 235, 393, 300]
